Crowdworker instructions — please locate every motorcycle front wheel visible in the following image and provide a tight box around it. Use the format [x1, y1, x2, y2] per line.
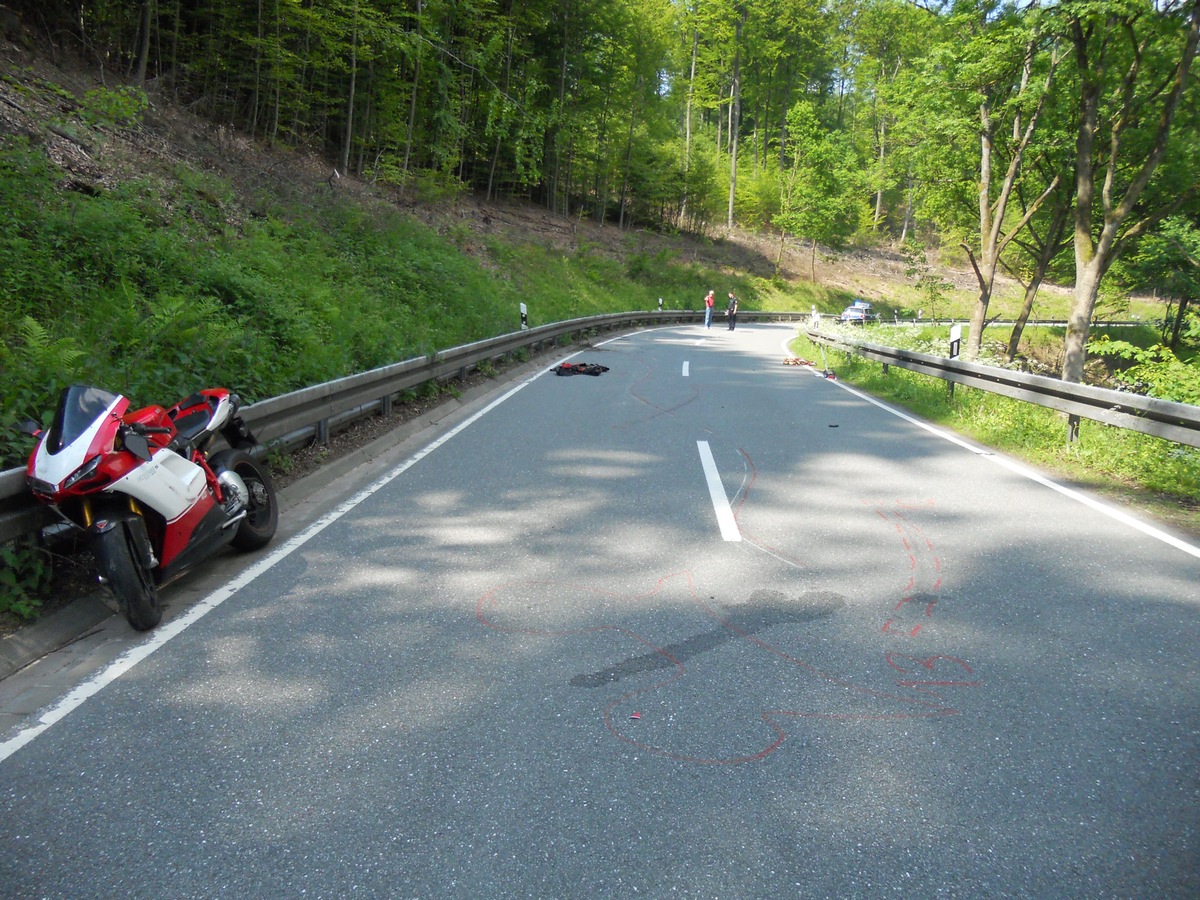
[94, 522, 162, 631]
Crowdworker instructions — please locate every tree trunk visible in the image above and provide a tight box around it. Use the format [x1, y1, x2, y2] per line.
[1005, 280, 1040, 363]
[404, 0, 423, 176]
[592, 49, 617, 224]
[1062, 260, 1104, 383]
[715, 90, 722, 159]
[778, 61, 792, 171]
[1062, 0, 1200, 383]
[965, 36, 1058, 361]
[873, 114, 886, 230]
[680, 28, 698, 228]
[134, 0, 153, 84]
[1005, 202, 1068, 362]
[550, 4, 571, 215]
[340, 4, 358, 176]
[1169, 297, 1191, 349]
[169, 0, 180, 101]
[899, 190, 911, 242]
[269, 0, 281, 146]
[965, 99, 995, 361]
[487, 28, 515, 203]
[727, 11, 745, 231]
[618, 78, 639, 230]
[250, 0, 263, 136]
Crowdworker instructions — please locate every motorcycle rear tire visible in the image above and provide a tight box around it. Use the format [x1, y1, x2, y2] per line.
[95, 523, 162, 631]
[213, 449, 279, 551]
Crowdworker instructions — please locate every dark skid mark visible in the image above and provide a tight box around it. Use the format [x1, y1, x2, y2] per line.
[570, 589, 846, 688]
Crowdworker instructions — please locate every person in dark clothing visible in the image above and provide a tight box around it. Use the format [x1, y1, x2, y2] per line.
[726, 292, 739, 330]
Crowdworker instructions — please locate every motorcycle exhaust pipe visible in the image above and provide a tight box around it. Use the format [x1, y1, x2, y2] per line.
[221, 511, 247, 530]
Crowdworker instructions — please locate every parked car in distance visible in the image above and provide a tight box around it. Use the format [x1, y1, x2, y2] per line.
[839, 300, 879, 325]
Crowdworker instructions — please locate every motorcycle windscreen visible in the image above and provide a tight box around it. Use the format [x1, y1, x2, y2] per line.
[46, 385, 121, 454]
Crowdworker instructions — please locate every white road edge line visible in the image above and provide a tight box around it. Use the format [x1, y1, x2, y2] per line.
[0, 361, 565, 765]
[697, 441, 742, 542]
[682, 361, 690, 377]
[778, 332, 1200, 560]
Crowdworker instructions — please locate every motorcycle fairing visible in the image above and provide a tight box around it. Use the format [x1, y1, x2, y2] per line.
[156, 500, 236, 579]
[109, 448, 209, 522]
[45, 385, 122, 453]
[107, 450, 232, 573]
[29, 389, 125, 492]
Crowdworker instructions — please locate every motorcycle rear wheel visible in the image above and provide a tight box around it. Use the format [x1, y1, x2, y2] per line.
[94, 523, 162, 631]
[213, 449, 279, 551]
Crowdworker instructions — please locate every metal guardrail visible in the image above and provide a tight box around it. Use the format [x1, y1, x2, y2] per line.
[805, 329, 1200, 449]
[0, 311, 1181, 546]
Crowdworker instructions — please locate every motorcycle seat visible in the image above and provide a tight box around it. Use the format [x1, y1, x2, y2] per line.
[169, 395, 219, 443]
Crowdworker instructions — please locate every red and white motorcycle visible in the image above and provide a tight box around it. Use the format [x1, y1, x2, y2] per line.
[20, 385, 279, 630]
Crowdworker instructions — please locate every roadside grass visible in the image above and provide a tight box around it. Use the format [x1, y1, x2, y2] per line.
[790, 330, 1200, 538]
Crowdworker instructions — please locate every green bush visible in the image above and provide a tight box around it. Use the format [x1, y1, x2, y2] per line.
[1088, 337, 1200, 405]
[0, 317, 84, 465]
[0, 540, 50, 621]
[79, 87, 149, 127]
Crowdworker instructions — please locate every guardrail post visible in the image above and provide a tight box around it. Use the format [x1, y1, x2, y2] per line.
[1067, 414, 1080, 443]
[316, 418, 329, 445]
[381, 393, 393, 416]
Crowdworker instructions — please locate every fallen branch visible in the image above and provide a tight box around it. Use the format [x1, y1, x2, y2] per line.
[47, 123, 92, 153]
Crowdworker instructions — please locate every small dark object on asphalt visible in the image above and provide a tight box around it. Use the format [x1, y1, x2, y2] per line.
[553, 362, 610, 376]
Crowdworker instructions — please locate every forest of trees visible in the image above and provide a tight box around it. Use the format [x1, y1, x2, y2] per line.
[7, 0, 1199, 380]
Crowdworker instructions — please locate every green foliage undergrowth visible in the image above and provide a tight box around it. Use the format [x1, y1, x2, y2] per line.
[0, 540, 50, 621]
[2, 132, 802, 471]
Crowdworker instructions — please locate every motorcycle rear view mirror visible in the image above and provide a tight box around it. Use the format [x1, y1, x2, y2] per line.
[122, 430, 153, 462]
[17, 420, 42, 438]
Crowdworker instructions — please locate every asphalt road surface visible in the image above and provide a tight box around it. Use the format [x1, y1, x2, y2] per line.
[2, 323, 1198, 899]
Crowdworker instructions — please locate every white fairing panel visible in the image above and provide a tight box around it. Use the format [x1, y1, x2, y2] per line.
[110, 449, 208, 523]
[31, 398, 122, 487]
